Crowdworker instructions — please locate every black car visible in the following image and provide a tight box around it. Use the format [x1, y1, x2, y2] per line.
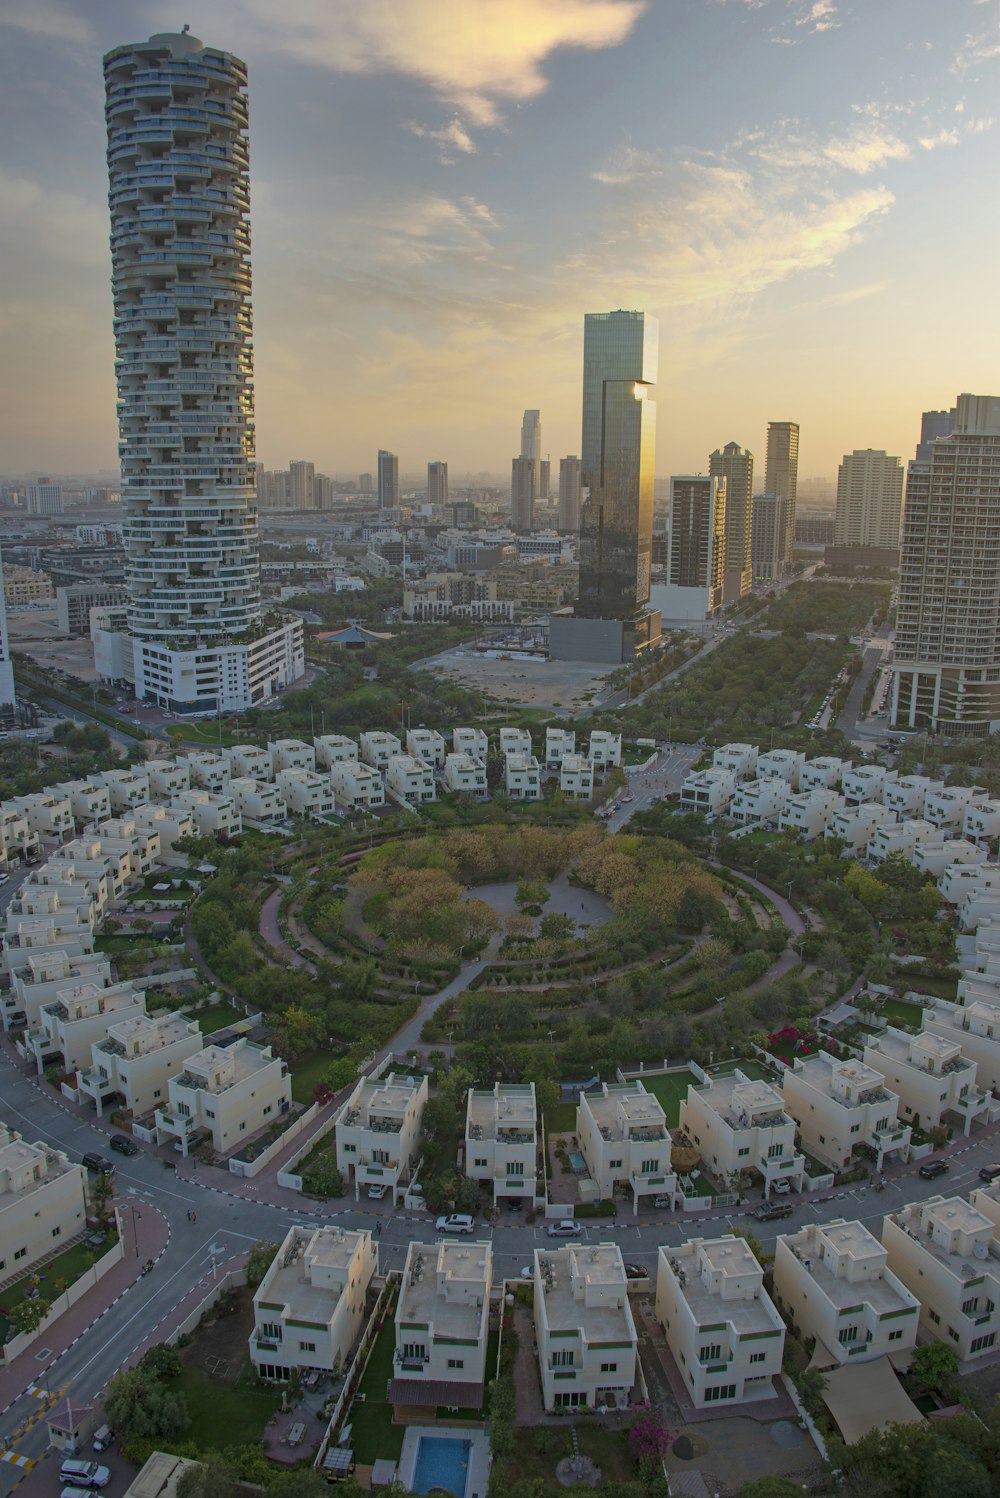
[109, 1134, 139, 1156]
[978, 1163, 1000, 1184]
[918, 1159, 949, 1180]
[755, 1201, 793, 1222]
[81, 1152, 116, 1176]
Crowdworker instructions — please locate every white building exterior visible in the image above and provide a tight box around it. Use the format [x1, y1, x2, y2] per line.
[773, 1220, 919, 1366]
[180, 753, 229, 794]
[713, 743, 757, 777]
[275, 769, 335, 819]
[330, 762, 385, 810]
[914, 838, 988, 879]
[505, 753, 541, 800]
[842, 765, 896, 805]
[867, 819, 938, 866]
[144, 761, 191, 801]
[800, 757, 851, 792]
[778, 789, 844, 840]
[250, 1225, 377, 1381]
[534, 1242, 638, 1412]
[576, 1081, 676, 1208]
[391, 1240, 492, 1411]
[882, 1196, 1000, 1361]
[385, 755, 436, 805]
[545, 728, 576, 768]
[453, 727, 488, 761]
[5, 951, 114, 1033]
[729, 777, 792, 826]
[406, 729, 446, 767]
[827, 802, 897, 853]
[313, 735, 359, 771]
[225, 744, 275, 780]
[228, 778, 288, 826]
[62, 780, 113, 828]
[779, 1054, 911, 1174]
[863, 1027, 990, 1135]
[559, 754, 594, 800]
[0, 1127, 88, 1279]
[655, 1236, 784, 1408]
[172, 789, 242, 840]
[920, 997, 1000, 1096]
[79, 1010, 203, 1120]
[465, 1082, 538, 1206]
[359, 731, 402, 770]
[883, 775, 939, 818]
[334, 1071, 428, 1201]
[499, 727, 532, 759]
[756, 749, 804, 786]
[588, 731, 622, 769]
[443, 753, 488, 798]
[939, 864, 1000, 906]
[679, 1073, 805, 1194]
[680, 767, 736, 816]
[33, 980, 146, 1077]
[963, 799, 1000, 846]
[155, 1039, 291, 1156]
[925, 784, 986, 831]
[269, 739, 316, 774]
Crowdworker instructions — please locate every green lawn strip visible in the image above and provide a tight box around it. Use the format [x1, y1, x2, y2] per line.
[544, 1102, 578, 1134]
[893, 973, 958, 1002]
[290, 1050, 334, 1105]
[635, 1070, 697, 1128]
[711, 1057, 776, 1082]
[0, 1230, 117, 1345]
[879, 998, 924, 1028]
[349, 1316, 403, 1464]
[502, 1423, 635, 1490]
[184, 1002, 248, 1034]
[95, 935, 157, 954]
[172, 1362, 282, 1451]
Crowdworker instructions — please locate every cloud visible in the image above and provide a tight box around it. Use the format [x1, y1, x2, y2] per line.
[233, 0, 647, 125]
[744, 118, 911, 177]
[405, 117, 478, 162]
[953, 30, 1000, 75]
[793, 0, 839, 32]
[0, 0, 93, 46]
[591, 143, 663, 184]
[0, 170, 106, 268]
[918, 127, 960, 151]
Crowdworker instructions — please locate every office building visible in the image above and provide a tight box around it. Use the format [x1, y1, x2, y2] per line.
[751, 493, 787, 582]
[0, 543, 14, 709]
[831, 449, 904, 559]
[710, 442, 754, 603]
[427, 461, 448, 507]
[893, 394, 1000, 735]
[377, 449, 399, 510]
[763, 421, 799, 566]
[520, 408, 542, 498]
[655, 474, 726, 621]
[551, 309, 659, 662]
[511, 456, 537, 533]
[539, 458, 550, 500]
[103, 30, 303, 711]
[558, 455, 582, 531]
[26, 478, 64, 516]
[288, 460, 315, 511]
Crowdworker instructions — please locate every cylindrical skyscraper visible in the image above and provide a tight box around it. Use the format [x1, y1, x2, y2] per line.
[103, 30, 302, 710]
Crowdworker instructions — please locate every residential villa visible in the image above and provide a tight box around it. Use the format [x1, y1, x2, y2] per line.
[269, 738, 316, 774]
[330, 762, 385, 810]
[504, 753, 541, 800]
[453, 727, 488, 761]
[390, 1240, 492, 1412]
[559, 755, 594, 800]
[919, 997, 1000, 1096]
[465, 1082, 538, 1207]
[31, 979, 146, 1076]
[588, 731, 622, 769]
[358, 732, 402, 770]
[313, 736, 360, 772]
[154, 1039, 292, 1157]
[0, 1127, 88, 1280]
[576, 1081, 676, 1209]
[334, 1071, 428, 1201]
[406, 728, 447, 767]
[534, 1242, 638, 1412]
[78, 1010, 203, 1120]
[882, 1196, 1000, 1361]
[443, 753, 488, 798]
[863, 1027, 991, 1136]
[679, 1072, 805, 1195]
[250, 1225, 377, 1382]
[779, 1054, 911, 1174]
[385, 755, 436, 805]
[545, 728, 575, 768]
[228, 778, 288, 827]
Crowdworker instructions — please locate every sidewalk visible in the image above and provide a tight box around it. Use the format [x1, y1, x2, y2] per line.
[0, 1200, 169, 1416]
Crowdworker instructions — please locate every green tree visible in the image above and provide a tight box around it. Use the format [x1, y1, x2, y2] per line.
[322, 1056, 357, 1092]
[139, 1344, 183, 1379]
[737, 1481, 807, 1498]
[176, 1460, 243, 1498]
[538, 911, 575, 941]
[909, 1340, 960, 1395]
[104, 1365, 190, 1441]
[245, 1239, 281, 1289]
[7, 1297, 51, 1336]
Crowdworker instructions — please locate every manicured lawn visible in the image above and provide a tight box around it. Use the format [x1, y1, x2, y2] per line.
[95, 935, 156, 954]
[678, 1172, 719, 1199]
[173, 1361, 282, 1451]
[0, 1229, 117, 1345]
[638, 1069, 698, 1127]
[544, 1102, 578, 1134]
[351, 1313, 404, 1463]
[290, 1050, 334, 1105]
[879, 998, 923, 1029]
[184, 1001, 247, 1034]
[501, 1422, 635, 1490]
[896, 973, 958, 1002]
[712, 1057, 776, 1082]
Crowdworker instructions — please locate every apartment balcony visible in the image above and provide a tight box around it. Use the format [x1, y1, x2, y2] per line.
[78, 1069, 115, 1099]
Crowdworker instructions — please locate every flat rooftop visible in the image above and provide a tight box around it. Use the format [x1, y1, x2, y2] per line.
[583, 1083, 666, 1141]
[697, 1074, 791, 1129]
[468, 1085, 536, 1139]
[782, 1222, 914, 1314]
[893, 1197, 996, 1275]
[259, 1227, 366, 1324]
[537, 1244, 633, 1342]
[397, 1241, 491, 1340]
[667, 1240, 779, 1336]
[0, 1138, 71, 1203]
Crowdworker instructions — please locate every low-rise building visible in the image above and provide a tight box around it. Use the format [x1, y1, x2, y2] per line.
[359, 731, 402, 769]
[962, 799, 1000, 846]
[250, 1225, 377, 1381]
[534, 1242, 638, 1412]
[465, 1082, 538, 1206]
[98, 818, 161, 880]
[559, 754, 594, 800]
[867, 819, 937, 866]
[330, 761, 385, 810]
[883, 775, 939, 818]
[49, 837, 131, 898]
[144, 760, 191, 801]
[826, 802, 896, 854]
[443, 753, 488, 798]
[0, 914, 94, 980]
[0, 1126, 88, 1278]
[228, 777, 288, 827]
[504, 752, 541, 800]
[8, 792, 74, 844]
[224, 743, 275, 780]
[882, 1196, 1000, 1360]
[269, 738, 316, 774]
[729, 777, 791, 826]
[920, 997, 1000, 1096]
[334, 1071, 428, 1201]
[100, 769, 152, 812]
[313, 735, 359, 771]
[390, 1240, 492, 1411]
[385, 755, 436, 805]
[778, 789, 844, 840]
[180, 753, 230, 794]
[655, 1236, 784, 1407]
[939, 864, 1000, 906]
[576, 1080, 676, 1208]
[800, 756, 851, 792]
[779, 1054, 911, 1174]
[679, 1072, 805, 1194]
[155, 1039, 291, 1157]
[713, 743, 757, 778]
[61, 780, 113, 829]
[499, 726, 532, 759]
[680, 767, 736, 816]
[453, 727, 488, 761]
[0, 804, 40, 865]
[78, 1010, 203, 1120]
[275, 768, 336, 819]
[773, 1220, 919, 1365]
[756, 749, 805, 786]
[172, 790, 242, 840]
[32, 979, 146, 1077]
[130, 803, 196, 855]
[924, 784, 986, 831]
[588, 731, 622, 769]
[406, 728, 447, 767]
[5, 950, 114, 1033]
[914, 837, 988, 880]
[969, 1180, 1000, 1240]
[863, 1027, 990, 1136]
[545, 728, 576, 768]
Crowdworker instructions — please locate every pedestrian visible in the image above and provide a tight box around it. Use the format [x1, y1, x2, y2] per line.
[186, 1210, 191, 1222]
[191, 1211, 197, 1225]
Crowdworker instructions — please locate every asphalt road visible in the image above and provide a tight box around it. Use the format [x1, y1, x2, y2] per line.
[604, 745, 701, 833]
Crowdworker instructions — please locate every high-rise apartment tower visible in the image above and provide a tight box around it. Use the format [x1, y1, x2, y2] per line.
[893, 394, 1000, 736]
[751, 494, 787, 582]
[709, 442, 753, 603]
[427, 462, 448, 507]
[520, 409, 542, 500]
[0, 541, 15, 708]
[558, 456, 582, 532]
[666, 475, 726, 618]
[511, 456, 537, 533]
[103, 30, 303, 711]
[377, 450, 399, 510]
[833, 450, 904, 554]
[288, 460, 315, 511]
[764, 421, 799, 568]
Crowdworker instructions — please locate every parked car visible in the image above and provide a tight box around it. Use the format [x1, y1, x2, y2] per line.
[772, 1179, 793, 1195]
[81, 1153, 115, 1177]
[62, 1487, 99, 1498]
[109, 1134, 138, 1156]
[754, 1202, 793, 1222]
[92, 1424, 114, 1453]
[978, 1163, 1000, 1183]
[546, 1220, 582, 1238]
[367, 1183, 388, 1200]
[652, 1195, 672, 1209]
[59, 1460, 111, 1489]
[623, 1263, 647, 1280]
[918, 1159, 950, 1180]
[435, 1214, 475, 1235]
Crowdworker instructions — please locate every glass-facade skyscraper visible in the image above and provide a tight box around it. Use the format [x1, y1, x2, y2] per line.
[577, 310, 658, 636]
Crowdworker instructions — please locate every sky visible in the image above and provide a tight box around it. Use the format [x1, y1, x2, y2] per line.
[1, 0, 999, 487]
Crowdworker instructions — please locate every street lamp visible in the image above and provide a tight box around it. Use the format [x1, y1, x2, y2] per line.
[128, 1201, 141, 1257]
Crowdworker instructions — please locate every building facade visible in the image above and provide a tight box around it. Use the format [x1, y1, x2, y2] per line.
[764, 421, 799, 567]
[710, 442, 754, 603]
[833, 449, 904, 553]
[534, 1242, 638, 1411]
[250, 1225, 376, 1381]
[377, 449, 399, 510]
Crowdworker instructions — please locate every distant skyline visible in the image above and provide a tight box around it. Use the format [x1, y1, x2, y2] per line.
[1, 0, 998, 480]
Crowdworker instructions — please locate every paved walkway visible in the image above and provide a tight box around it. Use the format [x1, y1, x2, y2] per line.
[258, 887, 316, 972]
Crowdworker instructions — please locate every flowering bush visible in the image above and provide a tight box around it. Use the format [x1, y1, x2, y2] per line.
[629, 1404, 672, 1464]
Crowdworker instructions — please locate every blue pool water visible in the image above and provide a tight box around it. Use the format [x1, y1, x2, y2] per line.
[412, 1436, 472, 1497]
[568, 1149, 587, 1173]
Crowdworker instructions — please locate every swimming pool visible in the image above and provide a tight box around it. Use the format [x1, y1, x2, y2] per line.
[412, 1435, 472, 1497]
[568, 1149, 587, 1174]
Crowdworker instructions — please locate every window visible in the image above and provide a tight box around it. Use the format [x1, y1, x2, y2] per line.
[600, 1362, 618, 1373]
[260, 1323, 282, 1341]
[51, 1227, 61, 1238]
[13, 1247, 26, 1261]
[264, 1105, 273, 1116]
[704, 1384, 736, 1402]
[962, 1297, 978, 1316]
[749, 1352, 767, 1364]
[343, 1143, 356, 1153]
[971, 1333, 996, 1354]
[928, 1308, 940, 1324]
[889, 1330, 904, 1342]
[205, 1108, 216, 1120]
[153, 1089, 161, 1100]
[240, 1121, 246, 1131]
[299, 1341, 316, 1353]
[838, 1326, 859, 1345]
[737, 1147, 750, 1158]
[850, 1124, 861, 1134]
[818, 1134, 826, 1144]
[551, 1350, 574, 1368]
[609, 1159, 623, 1169]
[402, 1343, 426, 1361]
[474, 1157, 488, 1169]
[447, 1358, 465, 1369]
[699, 1344, 722, 1363]
[948, 1329, 960, 1342]
[509, 1162, 525, 1176]
[640, 1159, 660, 1175]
